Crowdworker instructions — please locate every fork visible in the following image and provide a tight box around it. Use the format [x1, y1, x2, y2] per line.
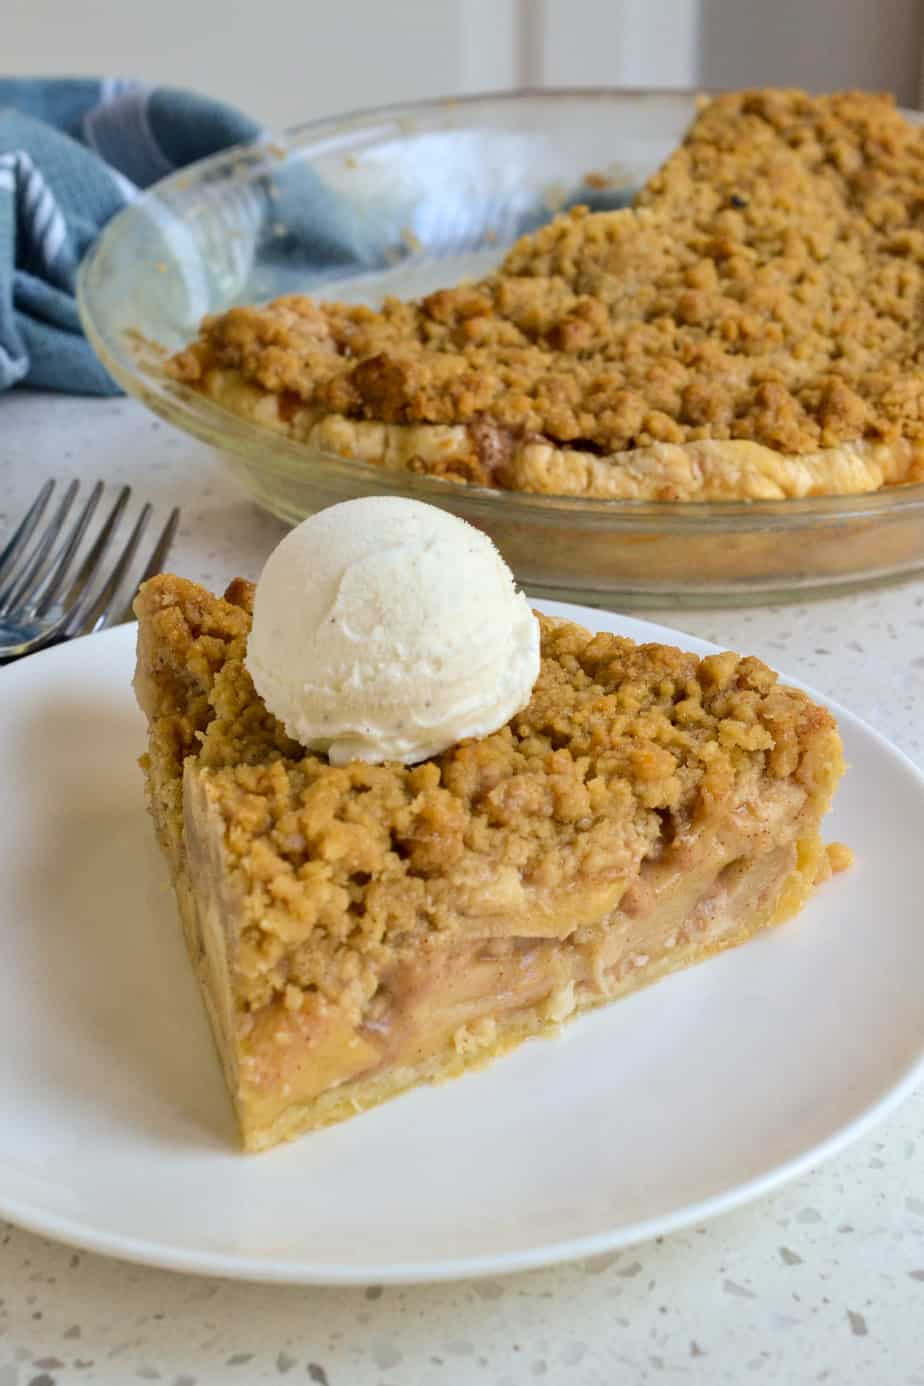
[0, 480, 180, 661]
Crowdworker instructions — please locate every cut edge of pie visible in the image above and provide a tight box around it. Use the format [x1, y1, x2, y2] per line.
[133, 573, 849, 1152]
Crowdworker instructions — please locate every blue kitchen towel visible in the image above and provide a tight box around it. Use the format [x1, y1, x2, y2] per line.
[0, 78, 261, 395]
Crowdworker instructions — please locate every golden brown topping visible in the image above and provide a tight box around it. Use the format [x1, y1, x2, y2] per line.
[135, 574, 837, 1017]
[171, 90, 924, 460]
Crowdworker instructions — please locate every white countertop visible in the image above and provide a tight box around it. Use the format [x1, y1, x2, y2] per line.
[2, 392, 922, 1386]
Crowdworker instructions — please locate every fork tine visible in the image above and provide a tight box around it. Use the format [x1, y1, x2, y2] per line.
[56, 484, 131, 615]
[0, 480, 81, 614]
[72, 502, 153, 636]
[0, 480, 55, 588]
[34, 482, 105, 616]
[0, 487, 181, 662]
[115, 505, 181, 624]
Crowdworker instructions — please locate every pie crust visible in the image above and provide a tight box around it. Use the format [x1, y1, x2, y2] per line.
[169, 89, 924, 501]
[133, 574, 848, 1151]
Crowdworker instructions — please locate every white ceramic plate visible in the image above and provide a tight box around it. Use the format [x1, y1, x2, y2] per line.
[2, 602, 923, 1285]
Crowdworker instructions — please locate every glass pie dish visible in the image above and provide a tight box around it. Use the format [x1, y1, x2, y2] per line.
[76, 89, 924, 607]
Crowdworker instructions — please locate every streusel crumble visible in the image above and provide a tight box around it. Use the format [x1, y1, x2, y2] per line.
[170, 89, 924, 500]
[134, 574, 847, 1149]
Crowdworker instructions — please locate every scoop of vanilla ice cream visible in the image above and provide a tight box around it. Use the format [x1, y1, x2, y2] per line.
[245, 497, 541, 766]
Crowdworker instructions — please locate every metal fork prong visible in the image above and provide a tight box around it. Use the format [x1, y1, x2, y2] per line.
[33, 482, 105, 617]
[56, 484, 131, 614]
[0, 480, 79, 614]
[0, 479, 55, 581]
[72, 502, 153, 637]
[0, 486, 182, 661]
[116, 505, 181, 623]
[0, 480, 56, 591]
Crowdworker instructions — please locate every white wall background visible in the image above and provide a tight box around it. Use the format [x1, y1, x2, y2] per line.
[7, 0, 923, 130]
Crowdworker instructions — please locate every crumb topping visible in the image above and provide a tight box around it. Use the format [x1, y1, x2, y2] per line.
[134, 575, 838, 1021]
[171, 90, 924, 460]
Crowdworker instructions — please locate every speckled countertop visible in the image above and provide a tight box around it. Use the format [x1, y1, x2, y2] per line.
[1, 393, 922, 1386]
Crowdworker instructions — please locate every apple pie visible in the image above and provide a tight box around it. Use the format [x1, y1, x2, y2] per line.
[169, 88, 924, 502]
[133, 573, 848, 1151]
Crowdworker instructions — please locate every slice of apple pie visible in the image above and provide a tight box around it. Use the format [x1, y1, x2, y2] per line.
[133, 574, 847, 1151]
